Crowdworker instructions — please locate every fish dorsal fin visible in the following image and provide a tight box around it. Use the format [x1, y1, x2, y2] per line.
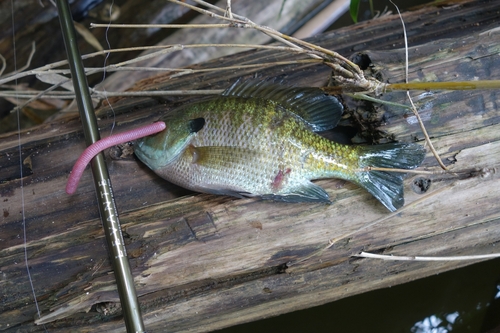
[222, 80, 344, 131]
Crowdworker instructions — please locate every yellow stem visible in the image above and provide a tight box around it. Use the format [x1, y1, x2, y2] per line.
[387, 80, 500, 91]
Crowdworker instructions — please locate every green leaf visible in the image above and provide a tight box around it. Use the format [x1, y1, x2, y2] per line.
[350, 0, 361, 23]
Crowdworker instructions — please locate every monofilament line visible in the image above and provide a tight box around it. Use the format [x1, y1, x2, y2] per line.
[10, 0, 44, 325]
[101, 0, 116, 135]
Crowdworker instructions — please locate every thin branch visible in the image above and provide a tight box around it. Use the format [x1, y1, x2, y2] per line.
[167, 0, 383, 93]
[8, 79, 72, 114]
[355, 251, 500, 261]
[168, 0, 306, 52]
[15, 41, 36, 74]
[2, 90, 76, 98]
[0, 41, 36, 78]
[1, 89, 225, 101]
[109, 43, 319, 68]
[190, 0, 244, 19]
[0, 54, 6, 77]
[91, 23, 237, 29]
[387, 80, 500, 91]
[89, 89, 224, 98]
[359, 166, 493, 177]
[26, 58, 321, 77]
[168, 0, 246, 25]
[360, 167, 439, 175]
[0, 43, 318, 86]
[407, 94, 448, 169]
[391, 0, 408, 82]
[345, 92, 412, 110]
[225, 0, 233, 18]
[0, 45, 185, 85]
[111, 45, 183, 67]
[1, 56, 322, 103]
[391, 0, 447, 170]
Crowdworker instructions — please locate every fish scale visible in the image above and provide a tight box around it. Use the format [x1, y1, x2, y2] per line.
[135, 81, 426, 211]
[190, 99, 293, 195]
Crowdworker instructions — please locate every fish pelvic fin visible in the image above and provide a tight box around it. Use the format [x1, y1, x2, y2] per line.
[356, 143, 426, 212]
[223, 79, 343, 131]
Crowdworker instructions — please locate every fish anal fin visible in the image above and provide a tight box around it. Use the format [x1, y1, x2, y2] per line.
[263, 181, 331, 203]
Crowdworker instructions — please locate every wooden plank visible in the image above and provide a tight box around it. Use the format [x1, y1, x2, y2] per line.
[1, 0, 500, 331]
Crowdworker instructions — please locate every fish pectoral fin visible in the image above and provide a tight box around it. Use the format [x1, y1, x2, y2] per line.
[262, 181, 331, 203]
[223, 79, 343, 132]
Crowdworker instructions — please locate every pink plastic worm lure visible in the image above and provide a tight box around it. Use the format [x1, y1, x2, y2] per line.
[66, 121, 167, 194]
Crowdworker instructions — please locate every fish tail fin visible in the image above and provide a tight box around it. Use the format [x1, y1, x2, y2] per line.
[356, 143, 426, 212]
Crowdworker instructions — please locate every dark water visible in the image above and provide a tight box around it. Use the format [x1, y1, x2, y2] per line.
[216, 258, 500, 333]
[216, 0, 500, 332]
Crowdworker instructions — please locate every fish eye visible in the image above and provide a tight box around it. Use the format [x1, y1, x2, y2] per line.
[189, 118, 205, 133]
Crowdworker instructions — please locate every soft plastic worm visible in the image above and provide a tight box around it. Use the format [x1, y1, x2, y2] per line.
[66, 121, 167, 194]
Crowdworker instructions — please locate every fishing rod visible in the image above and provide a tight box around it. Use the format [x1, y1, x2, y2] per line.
[55, 0, 145, 331]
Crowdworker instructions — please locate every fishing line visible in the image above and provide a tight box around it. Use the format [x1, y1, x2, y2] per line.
[100, 0, 116, 134]
[389, 0, 409, 83]
[11, 0, 45, 329]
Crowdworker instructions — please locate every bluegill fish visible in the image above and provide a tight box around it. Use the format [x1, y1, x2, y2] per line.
[135, 81, 425, 211]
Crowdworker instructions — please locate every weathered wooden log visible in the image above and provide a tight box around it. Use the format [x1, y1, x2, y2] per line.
[1, 0, 500, 331]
